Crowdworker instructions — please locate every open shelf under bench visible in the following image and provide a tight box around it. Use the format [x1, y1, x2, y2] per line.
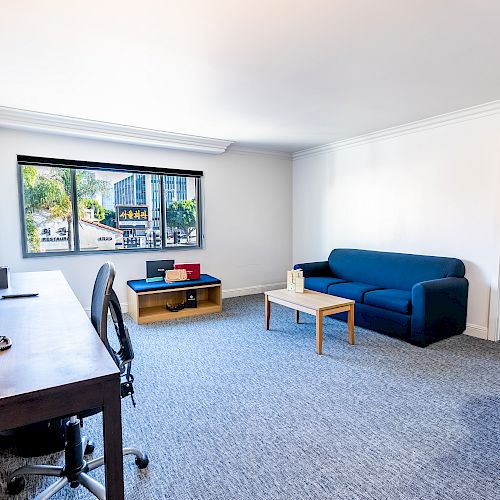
[127, 275, 222, 325]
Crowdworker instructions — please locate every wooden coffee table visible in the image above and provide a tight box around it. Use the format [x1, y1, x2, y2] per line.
[264, 289, 355, 355]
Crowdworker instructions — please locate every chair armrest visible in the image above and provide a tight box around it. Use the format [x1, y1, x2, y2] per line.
[293, 261, 331, 278]
[411, 277, 469, 346]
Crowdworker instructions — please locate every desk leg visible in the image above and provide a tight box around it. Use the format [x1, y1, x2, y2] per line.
[265, 295, 270, 330]
[348, 304, 355, 345]
[295, 310, 300, 324]
[102, 378, 124, 500]
[316, 311, 323, 355]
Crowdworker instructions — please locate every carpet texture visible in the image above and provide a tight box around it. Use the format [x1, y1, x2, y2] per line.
[1, 294, 500, 499]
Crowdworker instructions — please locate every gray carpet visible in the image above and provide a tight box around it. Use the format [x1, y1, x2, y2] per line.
[1, 294, 500, 500]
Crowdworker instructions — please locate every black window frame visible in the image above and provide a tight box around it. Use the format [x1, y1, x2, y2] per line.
[17, 155, 204, 258]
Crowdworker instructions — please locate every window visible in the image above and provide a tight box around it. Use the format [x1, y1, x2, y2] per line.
[77, 170, 163, 252]
[20, 165, 74, 253]
[18, 156, 203, 256]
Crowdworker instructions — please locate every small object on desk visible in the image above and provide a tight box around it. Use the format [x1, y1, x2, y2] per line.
[0, 335, 12, 351]
[0, 266, 9, 289]
[174, 263, 201, 280]
[146, 259, 174, 283]
[165, 269, 188, 282]
[2, 292, 39, 299]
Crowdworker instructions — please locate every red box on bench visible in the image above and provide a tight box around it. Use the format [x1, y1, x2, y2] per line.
[174, 263, 200, 280]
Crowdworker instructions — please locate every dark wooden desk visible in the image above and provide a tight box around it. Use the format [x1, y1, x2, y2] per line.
[0, 271, 124, 499]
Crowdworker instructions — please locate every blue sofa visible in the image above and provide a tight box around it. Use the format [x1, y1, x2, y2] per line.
[294, 249, 468, 347]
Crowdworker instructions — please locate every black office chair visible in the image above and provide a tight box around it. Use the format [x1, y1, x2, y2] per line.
[7, 262, 149, 499]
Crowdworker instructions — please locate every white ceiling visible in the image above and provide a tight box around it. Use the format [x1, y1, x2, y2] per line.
[1, 1, 500, 153]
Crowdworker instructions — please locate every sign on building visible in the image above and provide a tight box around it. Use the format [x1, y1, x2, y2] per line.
[116, 205, 149, 229]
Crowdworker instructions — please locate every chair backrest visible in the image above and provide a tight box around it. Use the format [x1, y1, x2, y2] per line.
[108, 287, 134, 373]
[91, 262, 134, 374]
[90, 261, 115, 344]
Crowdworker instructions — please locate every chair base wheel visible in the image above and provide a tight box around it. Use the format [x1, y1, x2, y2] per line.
[135, 453, 149, 469]
[7, 477, 26, 495]
[84, 440, 95, 455]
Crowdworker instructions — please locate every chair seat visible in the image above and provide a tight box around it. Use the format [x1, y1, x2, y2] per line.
[304, 276, 347, 293]
[364, 289, 412, 314]
[327, 282, 382, 302]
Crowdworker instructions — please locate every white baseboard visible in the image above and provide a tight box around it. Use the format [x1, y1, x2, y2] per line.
[222, 282, 286, 299]
[464, 323, 488, 340]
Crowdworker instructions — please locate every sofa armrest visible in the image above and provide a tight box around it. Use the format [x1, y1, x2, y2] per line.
[293, 261, 331, 278]
[411, 277, 469, 347]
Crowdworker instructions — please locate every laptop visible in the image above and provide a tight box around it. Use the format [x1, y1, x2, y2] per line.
[146, 260, 174, 282]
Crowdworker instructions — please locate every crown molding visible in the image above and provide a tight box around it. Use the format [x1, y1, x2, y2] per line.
[293, 99, 500, 160]
[227, 145, 292, 161]
[0, 106, 234, 154]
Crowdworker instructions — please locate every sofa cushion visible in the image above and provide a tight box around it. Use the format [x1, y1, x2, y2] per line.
[331, 302, 411, 340]
[364, 289, 412, 314]
[328, 248, 465, 291]
[327, 282, 383, 302]
[304, 276, 347, 293]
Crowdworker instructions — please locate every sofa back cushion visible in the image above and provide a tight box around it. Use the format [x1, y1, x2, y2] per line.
[328, 249, 465, 291]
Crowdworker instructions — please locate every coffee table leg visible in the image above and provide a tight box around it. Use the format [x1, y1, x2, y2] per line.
[348, 304, 355, 345]
[295, 310, 300, 324]
[316, 311, 323, 355]
[265, 295, 270, 330]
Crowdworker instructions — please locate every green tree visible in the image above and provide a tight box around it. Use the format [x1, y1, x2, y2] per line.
[166, 199, 197, 242]
[22, 166, 109, 251]
[102, 209, 116, 228]
[25, 214, 40, 252]
[81, 198, 105, 221]
[56, 169, 109, 201]
[23, 166, 71, 251]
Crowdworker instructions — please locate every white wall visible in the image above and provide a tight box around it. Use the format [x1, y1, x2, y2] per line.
[0, 129, 292, 309]
[293, 112, 500, 340]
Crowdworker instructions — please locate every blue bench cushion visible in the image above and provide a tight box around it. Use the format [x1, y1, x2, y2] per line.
[127, 274, 221, 293]
[304, 276, 347, 293]
[327, 282, 383, 302]
[364, 289, 412, 314]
